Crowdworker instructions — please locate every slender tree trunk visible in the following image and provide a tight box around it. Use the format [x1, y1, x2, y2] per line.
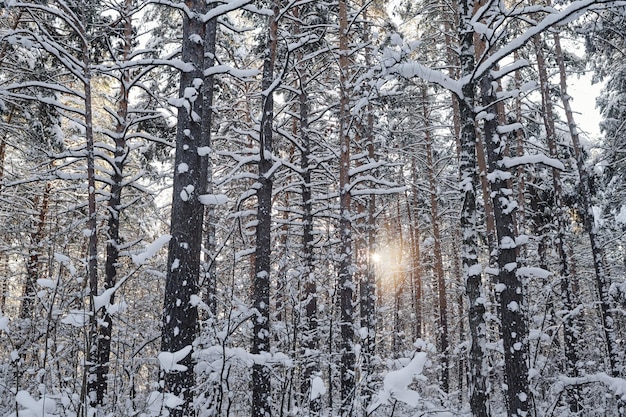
[407, 175, 423, 342]
[554, 30, 624, 412]
[252, 2, 278, 416]
[338, 0, 354, 414]
[82, 27, 100, 412]
[202, 13, 218, 320]
[20, 182, 51, 319]
[94, 0, 135, 404]
[534, 34, 582, 412]
[160, 1, 207, 415]
[422, 85, 449, 393]
[299, 55, 320, 412]
[481, 71, 531, 417]
[458, 1, 489, 414]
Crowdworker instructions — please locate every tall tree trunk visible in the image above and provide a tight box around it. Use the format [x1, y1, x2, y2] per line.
[481, 71, 531, 417]
[20, 182, 51, 319]
[252, 2, 278, 416]
[458, 1, 489, 414]
[534, 34, 582, 412]
[422, 85, 449, 393]
[202, 12, 219, 320]
[554, 30, 624, 412]
[82, 23, 99, 412]
[160, 1, 207, 415]
[95, 0, 134, 404]
[407, 174, 423, 342]
[299, 51, 320, 412]
[338, 0, 354, 413]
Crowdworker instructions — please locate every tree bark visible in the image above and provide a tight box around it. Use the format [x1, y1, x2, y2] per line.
[458, 1, 489, 414]
[338, 0, 354, 413]
[202, 13, 218, 320]
[534, 34, 582, 412]
[481, 71, 531, 417]
[252, 1, 279, 416]
[422, 85, 449, 393]
[160, 1, 207, 415]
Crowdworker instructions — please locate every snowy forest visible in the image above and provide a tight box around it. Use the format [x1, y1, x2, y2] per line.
[2, 0, 626, 416]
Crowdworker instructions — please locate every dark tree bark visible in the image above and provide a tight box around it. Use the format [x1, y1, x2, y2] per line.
[338, 0, 354, 414]
[93, 0, 135, 404]
[81, 16, 99, 410]
[202, 11, 218, 320]
[298, 43, 320, 412]
[20, 182, 51, 320]
[481, 71, 531, 417]
[160, 1, 207, 415]
[458, 1, 489, 415]
[252, 2, 279, 416]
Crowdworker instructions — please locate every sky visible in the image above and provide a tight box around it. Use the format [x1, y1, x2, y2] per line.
[567, 73, 604, 141]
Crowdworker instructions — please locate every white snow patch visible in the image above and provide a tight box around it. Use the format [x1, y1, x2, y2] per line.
[60, 310, 90, 327]
[502, 154, 564, 170]
[54, 253, 76, 276]
[368, 352, 429, 412]
[310, 376, 326, 400]
[177, 163, 189, 173]
[0, 309, 9, 333]
[197, 146, 211, 156]
[12, 390, 57, 417]
[517, 267, 552, 279]
[131, 235, 172, 266]
[467, 264, 482, 277]
[93, 287, 115, 311]
[180, 185, 195, 201]
[199, 194, 228, 206]
[36, 279, 56, 289]
[146, 391, 185, 412]
[158, 345, 192, 372]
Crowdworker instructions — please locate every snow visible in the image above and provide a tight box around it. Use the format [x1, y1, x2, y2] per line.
[54, 253, 76, 276]
[467, 264, 482, 277]
[158, 345, 192, 372]
[131, 234, 172, 266]
[204, 65, 260, 79]
[502, 154, 565, 170]
[197, 146, 211, 156]
[393, 62, 463, 98]
[0, 309, 9, 333]
[615, 205, 626, 225]
[199, 194, 228, 206]
[93, 287, 115, 311]
[147, 391, 184, 412]
[560, 373, 626, 402]
[517, 267, 552, 279]
[36, 279, 56, 289]
[368, 352, 429, 412]
[10, 391, 57, 417]
[310, 376, 326, 400]
[60, 310, 90, 327]
[180, 184, 195, 201]
[177, 163, 189, 173]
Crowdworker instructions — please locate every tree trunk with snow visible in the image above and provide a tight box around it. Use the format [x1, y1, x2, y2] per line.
[252, 2, 278, 416]
[422, 85, 449, 393]
[160, 1, 207, 414]
[458, 0, 489, 414]
[481, 71, 531, 417]
[338, 0, 354, 414]
[534, 34, 582, 412]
